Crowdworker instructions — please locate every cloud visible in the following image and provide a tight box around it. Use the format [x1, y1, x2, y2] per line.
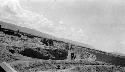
[0, 0, 125, 54]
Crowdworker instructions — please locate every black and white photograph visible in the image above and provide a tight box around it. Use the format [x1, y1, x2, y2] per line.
[0, 0, 125, 72]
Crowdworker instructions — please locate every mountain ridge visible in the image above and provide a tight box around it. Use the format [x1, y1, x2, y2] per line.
[0, 20, 95, 50]
[1, 20, 125, 67]
[0, 20, 125, 58]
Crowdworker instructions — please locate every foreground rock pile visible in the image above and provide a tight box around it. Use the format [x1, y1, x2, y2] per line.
[0, 26, 125, 72]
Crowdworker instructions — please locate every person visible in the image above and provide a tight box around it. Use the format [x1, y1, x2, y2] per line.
[71, 52, 76, 60]
[0, 25, 1, 31]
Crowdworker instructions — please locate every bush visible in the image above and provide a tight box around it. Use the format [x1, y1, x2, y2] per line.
[0, 51, 19, 63]
[80, 51, 91, 59]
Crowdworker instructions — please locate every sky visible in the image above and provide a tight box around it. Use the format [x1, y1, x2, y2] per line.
[0, 0, 125, 54]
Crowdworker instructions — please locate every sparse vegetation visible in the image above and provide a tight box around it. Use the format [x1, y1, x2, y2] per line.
[0, 26, 125, 72]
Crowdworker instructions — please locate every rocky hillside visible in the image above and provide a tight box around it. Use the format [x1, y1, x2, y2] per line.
[0, 21, 125, 72]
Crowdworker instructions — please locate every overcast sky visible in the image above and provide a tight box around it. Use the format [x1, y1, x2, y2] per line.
[1, 0, 125, 54]
[19, 0, 125, 54]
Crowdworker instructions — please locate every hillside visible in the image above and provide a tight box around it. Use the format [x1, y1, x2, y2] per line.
[0, 20, 125, 72]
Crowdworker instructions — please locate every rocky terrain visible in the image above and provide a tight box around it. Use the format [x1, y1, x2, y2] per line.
[0, 21, 125, 72]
